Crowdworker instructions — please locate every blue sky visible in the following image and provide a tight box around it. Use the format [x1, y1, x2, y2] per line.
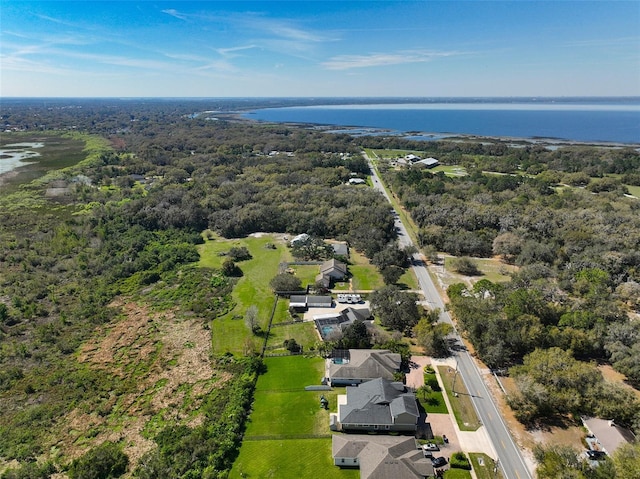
[2, 1, 639, 97]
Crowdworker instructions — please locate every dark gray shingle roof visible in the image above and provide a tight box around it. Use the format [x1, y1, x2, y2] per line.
[330, 349, 401, 382]
[340, 378, 418, 426]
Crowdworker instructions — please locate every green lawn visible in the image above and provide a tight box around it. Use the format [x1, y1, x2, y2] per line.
[231, 356, 358, 479]
[198, 234, 289, 354]
[267, 321, 320, 352]
[444, 468, 472, 479]
[268, 299, 294, 326]
[244, 356, 331, 438]
[397, 267, 419, 290]
[472, 258, 517, 283]
[626, 184, 640, 198]
[437, 366, 481, 431]
[469, 453, 504, 479]
[416, 390, 448, 414]
[347, 250, 384, 291]
[289, 263, 320, 289]
[230, 438, 359, 479]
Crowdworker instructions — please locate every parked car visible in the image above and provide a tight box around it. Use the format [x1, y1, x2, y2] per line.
[585, 450, 606, 460]
[431, 457, 447, 468]
[423, 443, 439, 451]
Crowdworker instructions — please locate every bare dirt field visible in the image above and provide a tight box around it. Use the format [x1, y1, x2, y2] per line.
[53, 299, 226, 472]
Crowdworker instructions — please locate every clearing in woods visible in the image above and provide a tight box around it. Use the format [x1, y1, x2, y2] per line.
[55, 299, 227, 466]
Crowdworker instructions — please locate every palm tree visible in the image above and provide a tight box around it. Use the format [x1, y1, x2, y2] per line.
[417, 384, 433, 400]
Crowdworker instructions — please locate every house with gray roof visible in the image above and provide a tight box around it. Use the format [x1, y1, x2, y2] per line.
[315, 308, 372, 341]
[336, 377, 419, 433]
[333, 435, 435, 479]
[331, 242, 349, 258]
[328, 349, 401, 386]
[289, 295, 333, 312]
[316, 258, 348, 288]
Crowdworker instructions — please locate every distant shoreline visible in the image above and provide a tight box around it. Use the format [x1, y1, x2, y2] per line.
[232, 112, 640, 149]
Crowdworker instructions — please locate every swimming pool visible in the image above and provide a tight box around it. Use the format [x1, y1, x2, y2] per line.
[321, 325, 338, 338]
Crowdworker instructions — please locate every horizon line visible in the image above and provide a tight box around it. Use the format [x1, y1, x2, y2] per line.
[3, 95, 640, 100]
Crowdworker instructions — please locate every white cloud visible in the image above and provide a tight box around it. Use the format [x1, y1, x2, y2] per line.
[161, 9, 189, 21]
[216, 45, 258, 57]
[322, 50, 465, 70]
[264, 24, 332, 43]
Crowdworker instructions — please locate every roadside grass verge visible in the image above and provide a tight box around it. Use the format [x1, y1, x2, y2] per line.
[469, 453, 504, 479]
[231, 356, 358, 478]
[437, 366, 481, 431]
[198, 234, 288, 354]
[397, 267, 420, 290]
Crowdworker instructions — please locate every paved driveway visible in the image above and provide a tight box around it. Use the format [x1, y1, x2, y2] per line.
[408, 356, 460, 463]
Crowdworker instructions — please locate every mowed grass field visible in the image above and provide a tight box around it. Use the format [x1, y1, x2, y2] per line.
[230, 438, 357, 479]
[230, 356, 358, 479]
[267, 321, 319, 352]
[198, 233, 291, 354]
[348, 249, 385, 291]
[199, 233, 395, 353]
[244, 356, 329, 437]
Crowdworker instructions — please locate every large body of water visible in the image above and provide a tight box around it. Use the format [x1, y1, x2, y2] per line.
[244, 100, 640, 144]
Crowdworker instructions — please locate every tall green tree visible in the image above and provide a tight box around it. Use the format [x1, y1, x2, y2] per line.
[370, 285, 421, 334]
[338, 320, 372, 349]
[413, 317, 452, 357]
[269, 273, 302, 293]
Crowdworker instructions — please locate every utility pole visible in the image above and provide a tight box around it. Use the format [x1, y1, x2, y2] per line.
[493, 458, 500, 479]
[452, 356, 459, 397]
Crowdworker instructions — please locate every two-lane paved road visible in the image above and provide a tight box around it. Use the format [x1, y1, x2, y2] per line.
[366, 154, 533, 479]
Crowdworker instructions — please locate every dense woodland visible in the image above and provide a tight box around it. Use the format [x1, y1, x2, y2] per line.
[0, 99, 639, 477]
[379, 141, 640, 428]
[0, 100, 397, 478]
